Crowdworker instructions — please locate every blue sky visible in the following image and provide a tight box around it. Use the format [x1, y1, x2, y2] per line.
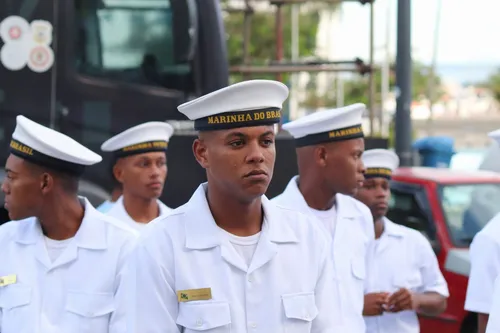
[333, 0, 500, 83]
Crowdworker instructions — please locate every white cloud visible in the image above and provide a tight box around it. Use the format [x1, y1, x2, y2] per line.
[329, 0, 500, 65]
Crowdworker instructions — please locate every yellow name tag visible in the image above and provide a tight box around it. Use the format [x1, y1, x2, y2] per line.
[0, 275, 17, 287]
[177, 288, 212, 302]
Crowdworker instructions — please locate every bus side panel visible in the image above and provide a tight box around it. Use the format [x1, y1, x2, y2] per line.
[0, 0, 54, 165]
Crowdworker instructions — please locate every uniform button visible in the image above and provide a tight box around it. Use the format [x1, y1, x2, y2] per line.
[196, 319, 203, 326]
[248, 275, 253, 283]
[304, 313, 310, 320]
[249, 322, 257, 328]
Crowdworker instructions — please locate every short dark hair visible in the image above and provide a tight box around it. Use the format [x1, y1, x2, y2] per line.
[58, 172, 80, 194]
[110, 157, 122, 190]
[25, 161, 79, 194]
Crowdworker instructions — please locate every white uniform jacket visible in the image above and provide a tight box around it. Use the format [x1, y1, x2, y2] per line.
[364, 218, 449, 333]
[486, 274, 500, 332]
[123, 183, 337, 333]
[465, 212, 500, 315]
[0, 198, 138, 333]
[107, 195, 172, 232]
[272, 176, 375, 332]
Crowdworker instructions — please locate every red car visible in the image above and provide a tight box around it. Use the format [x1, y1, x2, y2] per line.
[388, 167, 500, 333]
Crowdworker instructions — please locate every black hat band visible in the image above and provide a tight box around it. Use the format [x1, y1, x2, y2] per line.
[294, 124, 364, 147]
[113, 140, 168, 158]
[194, 108, 281, 131]
[10, 139, 86, 176]
[364, 167, 392, 179]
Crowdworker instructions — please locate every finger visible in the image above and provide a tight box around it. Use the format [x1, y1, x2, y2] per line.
[393, 293, 411, 307]
[388, 289, 405, 303]
[376, 295, 389, 304]
[397, 299, 413, 311]
[393, 289, 411, 303]
[388, 293, 402, 306]
[391, 300, 406, 313]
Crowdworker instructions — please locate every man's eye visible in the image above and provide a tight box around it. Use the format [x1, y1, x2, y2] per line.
[262, 139, 274, 146]
[230, 141, 243, 147]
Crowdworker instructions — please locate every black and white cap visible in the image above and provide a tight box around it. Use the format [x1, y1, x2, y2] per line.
[9, 115, 102, 175]
[101, 122, 174, 158]
[177, 80, 289, 131]
[282, 103, 365, 147]
[362, 149, 400, 179]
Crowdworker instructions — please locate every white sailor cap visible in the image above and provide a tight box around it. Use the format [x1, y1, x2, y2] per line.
[282, 103, 365, 147]
[177, 80, 289, 131]
[9, 115, 102, 176]
[362, 149, 400, 179]
[101, 122, 174, 158]
[488, 128, 500, 145]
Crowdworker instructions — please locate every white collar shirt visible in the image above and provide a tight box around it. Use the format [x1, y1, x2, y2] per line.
[122, 183, 337, 333]
[0, 198, 138, 333]
[272, 175, 375, 332]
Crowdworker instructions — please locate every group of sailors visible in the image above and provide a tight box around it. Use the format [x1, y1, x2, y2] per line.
[2, 78, 473, 333]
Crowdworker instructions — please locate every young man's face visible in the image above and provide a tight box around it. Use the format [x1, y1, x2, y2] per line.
[114, 151, 167, 200]
[355, 177, 391, 221]
[193, 125, 276, 202]
[2, 155, 44, 220]
[323, 138, 366, 196]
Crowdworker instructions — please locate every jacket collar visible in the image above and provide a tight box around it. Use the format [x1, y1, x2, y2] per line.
[280, 175, 362, 218]
[382, 217, 405, 238]
[183, 183, 299, 250]
[15, 197, 108, 250]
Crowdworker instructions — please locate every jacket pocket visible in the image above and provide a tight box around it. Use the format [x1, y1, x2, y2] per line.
[0, 285, 32, 333]
[176, 301, 231, 332]
[65, 291, 115, 333]
[282, 292, 318, 333]
[351, 255, 366, 280]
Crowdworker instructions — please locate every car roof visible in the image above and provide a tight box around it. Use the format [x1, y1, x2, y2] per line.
[393, 167, 500, 184]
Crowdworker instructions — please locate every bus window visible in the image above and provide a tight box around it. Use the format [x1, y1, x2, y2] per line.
[74, 0, 193, 91]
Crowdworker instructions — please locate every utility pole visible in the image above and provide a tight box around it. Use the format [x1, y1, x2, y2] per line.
[426, 0, 442, 133]
[380, 0, 391, 136]
[367, 0, 375, 135]
[290, 3, 300, 120]
[395, 0, 413, 166]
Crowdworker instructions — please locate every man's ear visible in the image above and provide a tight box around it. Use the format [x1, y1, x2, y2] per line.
[113, 161, 125, 184]
[314, 145, 328, 168]
[193, 138, 209, 169]
[40, 173, 54, 195]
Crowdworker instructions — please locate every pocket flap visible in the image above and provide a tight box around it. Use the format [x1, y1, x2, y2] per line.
[66, 291, 115, 317]
[0, 285, 31, 310]
[282, 292, 318, 322]
[177, 301, 231, 330]
[351, 256, 366, 280]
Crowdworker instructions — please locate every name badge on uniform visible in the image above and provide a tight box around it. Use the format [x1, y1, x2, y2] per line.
[0, 275, 17, 287]
[177, 288, 212, 302]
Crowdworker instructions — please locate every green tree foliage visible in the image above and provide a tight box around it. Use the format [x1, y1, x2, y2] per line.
[222, 2, 442, 109]
[302, 62, 444, 108]
[481, 68, 500, 102]
[222, 2, 329, 82]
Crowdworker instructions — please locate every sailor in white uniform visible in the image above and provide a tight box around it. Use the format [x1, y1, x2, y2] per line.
[101, 121, 174, 232]
[273, 103, 374, 332]
[486, 275, 500, 332]
[468, 128, 500, 333]
[0, 115, 138, 333]
[355, 149, 449, 333]
[122, 80, 337, 332]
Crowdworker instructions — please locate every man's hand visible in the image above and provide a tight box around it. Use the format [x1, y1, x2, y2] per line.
[363, 292, 390, 316]
[386, 288, 419, 313]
